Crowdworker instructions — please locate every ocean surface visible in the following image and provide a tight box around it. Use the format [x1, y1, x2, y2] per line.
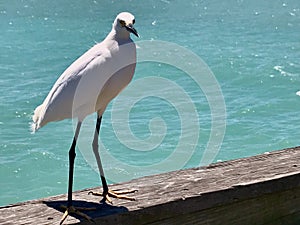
[1, 0, 300, 206]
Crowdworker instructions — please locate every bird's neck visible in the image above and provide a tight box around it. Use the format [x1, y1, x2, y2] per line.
[107, 30, 131, 44]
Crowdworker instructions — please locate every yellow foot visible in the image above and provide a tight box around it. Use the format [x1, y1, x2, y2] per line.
[60, 205, 96, 225]
[88, 189, 137, 204]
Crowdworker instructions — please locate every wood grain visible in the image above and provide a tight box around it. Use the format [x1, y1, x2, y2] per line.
[1, 147, 300, 225]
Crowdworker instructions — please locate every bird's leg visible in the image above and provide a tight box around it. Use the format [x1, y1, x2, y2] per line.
[88, 114, 137, 203]
[60, 121, 94, 225]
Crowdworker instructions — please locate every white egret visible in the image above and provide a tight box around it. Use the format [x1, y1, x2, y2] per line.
[32, 12, 139, 224]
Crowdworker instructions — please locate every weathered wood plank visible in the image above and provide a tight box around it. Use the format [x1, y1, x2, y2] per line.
[1, 146, 300, 225]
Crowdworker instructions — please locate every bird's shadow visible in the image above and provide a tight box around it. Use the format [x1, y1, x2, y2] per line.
[43, 200, 128, 222]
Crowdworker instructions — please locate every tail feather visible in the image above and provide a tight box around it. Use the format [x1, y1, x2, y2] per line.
[30, 122, 38, 134]
[31, 104, 44, 133]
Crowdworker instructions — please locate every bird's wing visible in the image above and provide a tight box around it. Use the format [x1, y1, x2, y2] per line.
[34, 42, 115, 127]
[33, 39, 136, 130]
[52, 43, 109, 91]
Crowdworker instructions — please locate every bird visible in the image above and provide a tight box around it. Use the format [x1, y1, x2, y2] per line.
[32, 12, 139, 224]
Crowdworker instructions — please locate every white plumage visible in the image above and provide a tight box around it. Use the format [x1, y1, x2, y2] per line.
[32, 12, 138, 131]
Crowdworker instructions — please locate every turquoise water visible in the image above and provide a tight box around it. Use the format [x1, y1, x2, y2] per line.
[1, 0, 300, 206]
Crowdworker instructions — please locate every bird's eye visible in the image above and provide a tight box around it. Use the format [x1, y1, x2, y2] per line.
[119, 20, 126, 27]
[132, 19, 135, 24]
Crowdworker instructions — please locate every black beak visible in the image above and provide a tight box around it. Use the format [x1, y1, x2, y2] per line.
[125, 25, 139, 37]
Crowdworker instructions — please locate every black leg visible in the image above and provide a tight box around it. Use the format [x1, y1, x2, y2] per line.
[61, 121, 96, 225]
[67, 121, 82, 207]
[92, 115, 109, 193]
[89, 114, 136, 203]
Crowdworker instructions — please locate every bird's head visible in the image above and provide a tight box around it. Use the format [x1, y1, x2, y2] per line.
[113, 12, 139, 38]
